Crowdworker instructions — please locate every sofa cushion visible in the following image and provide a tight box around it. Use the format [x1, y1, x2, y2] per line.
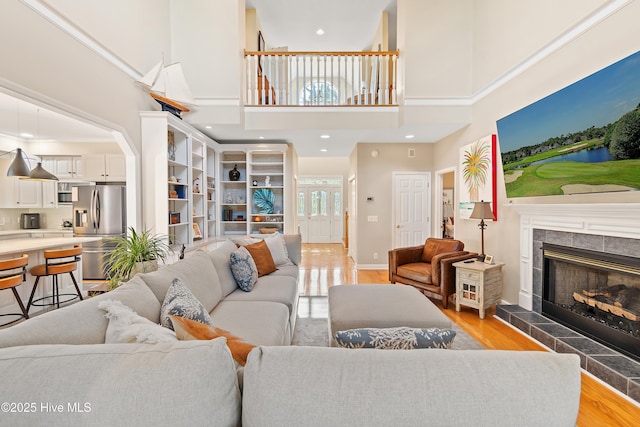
[139, 250, 223, 313]
[282, 234, 302, 265]
[267, 264, 299, 280]
[244, 239, 277, 276]
[334, 327, 456, 349]
[421, 238, 464, 263]
[0, 276, 160, 348]
[242, 347, 581, 427]
[98, 299, 177, 344]
[170, 315, 256, 366]
[210, 301, 290, 346]
[230, 246, 258, 291]
[397, 262, 432, 283]
[262, 232, 293, 265]
[207, 240, 240, 297]
[0, 340, 241, 426]
[160, 277, 214, 330]
[224, 274, 298, 315]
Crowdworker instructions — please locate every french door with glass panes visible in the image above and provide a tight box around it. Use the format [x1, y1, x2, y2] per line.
[297, 179, 343, 244]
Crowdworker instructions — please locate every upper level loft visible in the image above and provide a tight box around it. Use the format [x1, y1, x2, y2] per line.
[244, 50, 399, 107]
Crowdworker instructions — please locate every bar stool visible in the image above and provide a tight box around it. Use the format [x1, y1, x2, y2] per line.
[0, 254, 30, 326]
[27, 245, 84, 311]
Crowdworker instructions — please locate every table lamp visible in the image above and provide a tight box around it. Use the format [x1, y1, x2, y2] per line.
[469, 200, 493, 261]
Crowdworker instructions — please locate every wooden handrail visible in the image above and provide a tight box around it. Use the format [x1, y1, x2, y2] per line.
[245, 50, 400, 57]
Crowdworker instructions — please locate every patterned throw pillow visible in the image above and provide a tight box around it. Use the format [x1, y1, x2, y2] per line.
[230, 246, 258, 291]
[335, 327, 456, 349]
[160, 277, 214, 330]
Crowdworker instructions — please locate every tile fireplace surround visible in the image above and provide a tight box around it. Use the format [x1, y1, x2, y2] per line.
[504, 203, 640, 403]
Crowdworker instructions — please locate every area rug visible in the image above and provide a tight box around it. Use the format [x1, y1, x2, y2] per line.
[292, 317, 484, 350]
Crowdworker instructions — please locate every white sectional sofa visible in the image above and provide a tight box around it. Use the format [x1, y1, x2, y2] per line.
[0, 233, 583, 426]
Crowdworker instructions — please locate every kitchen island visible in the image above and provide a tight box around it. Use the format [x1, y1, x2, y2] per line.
[0, 236, 102, 323]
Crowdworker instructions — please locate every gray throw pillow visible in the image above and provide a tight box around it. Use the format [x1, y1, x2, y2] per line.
[230, 246, 258, 291]
[160, 277, 213, 330]
[335, 327, 456, 349]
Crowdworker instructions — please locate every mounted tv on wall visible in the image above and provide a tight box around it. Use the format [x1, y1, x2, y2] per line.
[497, 50, 640, 198]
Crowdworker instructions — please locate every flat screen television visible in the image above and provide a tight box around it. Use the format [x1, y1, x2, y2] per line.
[497, 50, 640, 198]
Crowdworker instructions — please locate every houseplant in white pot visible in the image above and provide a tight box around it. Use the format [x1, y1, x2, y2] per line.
[105, 227, 170, 289]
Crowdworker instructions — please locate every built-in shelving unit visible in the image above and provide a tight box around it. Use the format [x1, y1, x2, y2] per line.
[219, 151, 248, 236]
[248, 151, 284, 234]
[206, 145, 217, 238]
[142, 113, 290, 243]
[141, 111, 217, 249]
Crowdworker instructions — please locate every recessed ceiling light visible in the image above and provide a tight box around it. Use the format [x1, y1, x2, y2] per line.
[258, 136, 265, 139]
[320, 134, 330, 139]
[320, 148, 328, 152]
[316, 29, 325, 36]
[20, 132, 33, 138]
[405, 134, 415, 139]
[205, 125, 212, 129]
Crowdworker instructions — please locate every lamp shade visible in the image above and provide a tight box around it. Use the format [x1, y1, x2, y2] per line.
[27, 162, 59, 181]
[469, 200, 493, 220]
[6, 148, 31, 178]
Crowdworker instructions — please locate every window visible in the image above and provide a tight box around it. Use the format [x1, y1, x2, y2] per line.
[298, 81, 339, 105]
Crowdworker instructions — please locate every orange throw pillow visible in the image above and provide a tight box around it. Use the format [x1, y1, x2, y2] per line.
[169, 315, 256, 366]
[244, 239, 277, 276]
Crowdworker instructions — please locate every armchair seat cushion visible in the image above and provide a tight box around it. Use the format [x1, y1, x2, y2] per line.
[397, 263, 433, 284]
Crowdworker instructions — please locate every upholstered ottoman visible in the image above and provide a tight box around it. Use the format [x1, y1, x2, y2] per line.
[328, 284, 452, 346]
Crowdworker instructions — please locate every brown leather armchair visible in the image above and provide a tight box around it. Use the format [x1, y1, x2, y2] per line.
[388, 238, 477, 308]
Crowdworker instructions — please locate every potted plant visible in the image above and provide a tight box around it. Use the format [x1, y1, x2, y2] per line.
[105, 227, 170, 289]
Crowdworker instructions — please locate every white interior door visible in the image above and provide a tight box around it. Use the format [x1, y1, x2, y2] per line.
[393, 173, 431, 248]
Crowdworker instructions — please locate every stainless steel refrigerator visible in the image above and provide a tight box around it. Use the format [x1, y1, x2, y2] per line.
[73, 184, 126, 280]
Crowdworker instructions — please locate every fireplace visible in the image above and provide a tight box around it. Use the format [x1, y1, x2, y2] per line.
[542, 243, 640, 361]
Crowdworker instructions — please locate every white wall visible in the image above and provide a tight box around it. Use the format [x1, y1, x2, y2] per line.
[355, 142, 434, 266]
[431, 0, 640, 304]
[398, 0, 472, 98]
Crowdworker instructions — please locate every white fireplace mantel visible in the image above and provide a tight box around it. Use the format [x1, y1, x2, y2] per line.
[507, 203, 640, 309]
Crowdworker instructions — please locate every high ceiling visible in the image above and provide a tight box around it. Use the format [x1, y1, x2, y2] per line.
[245, 0, 397, 51]
[2, 0, 452, 159]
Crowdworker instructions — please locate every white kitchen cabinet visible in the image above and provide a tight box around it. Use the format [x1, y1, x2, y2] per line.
[41, 181, 57, 208]
[13, 179, 41, 208]
[82, 154, 125, 182]
[40, 156, 83, 180]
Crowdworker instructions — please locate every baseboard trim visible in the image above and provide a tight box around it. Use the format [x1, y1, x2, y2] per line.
[356, 263, 387, 270]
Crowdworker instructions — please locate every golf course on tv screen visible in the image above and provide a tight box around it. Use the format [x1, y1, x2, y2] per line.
[497, 50, 640, 198]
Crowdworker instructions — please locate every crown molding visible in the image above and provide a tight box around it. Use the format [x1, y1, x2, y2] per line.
[22, 0, 632, 109]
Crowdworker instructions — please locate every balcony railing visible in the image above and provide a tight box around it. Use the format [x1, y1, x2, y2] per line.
[244, 50, 399, 106]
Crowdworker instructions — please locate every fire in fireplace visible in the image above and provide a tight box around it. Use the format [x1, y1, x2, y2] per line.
[542, 243, 640, 361]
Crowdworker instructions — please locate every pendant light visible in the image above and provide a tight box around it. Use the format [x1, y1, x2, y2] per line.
[6, 148, 31, 178]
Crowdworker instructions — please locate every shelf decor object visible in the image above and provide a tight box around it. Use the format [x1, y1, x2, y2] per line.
[253, 188, 275, 214]
[229, 164, 240, 181]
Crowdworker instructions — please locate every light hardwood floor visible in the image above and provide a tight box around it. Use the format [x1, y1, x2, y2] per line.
[300, 243, 640, 427]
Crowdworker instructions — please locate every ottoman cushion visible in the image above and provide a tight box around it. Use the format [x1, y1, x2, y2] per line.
[328, 284, 452, 346]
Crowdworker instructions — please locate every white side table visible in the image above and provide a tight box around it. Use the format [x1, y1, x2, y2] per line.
[453, 260, 504, 319]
